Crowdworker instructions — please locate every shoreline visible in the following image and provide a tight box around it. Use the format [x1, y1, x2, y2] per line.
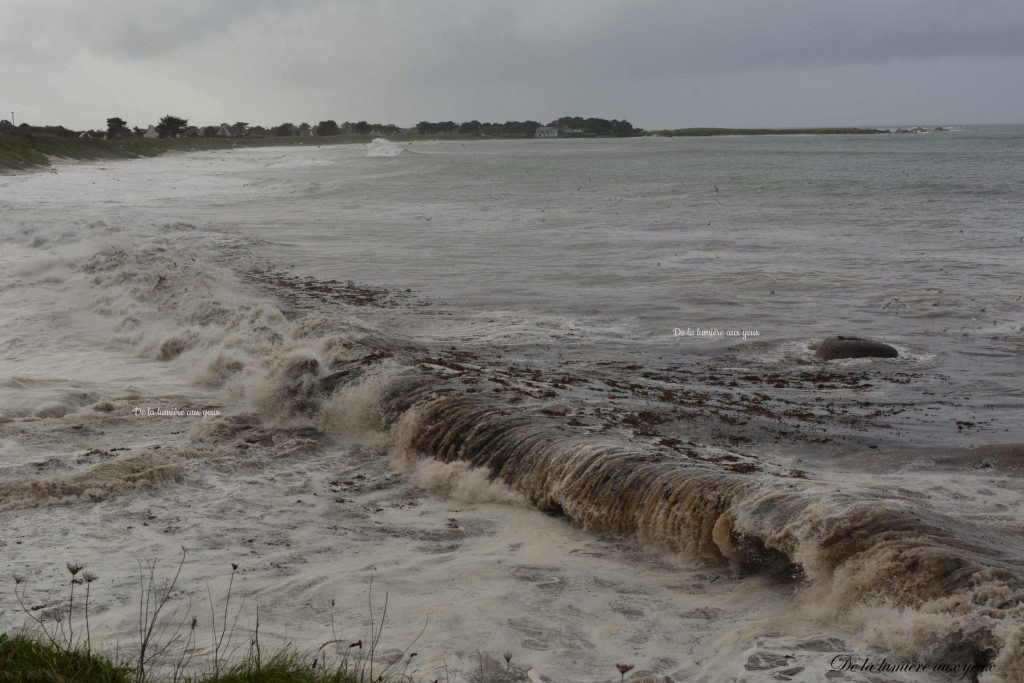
[0, 126, 897, 174]
[645, 126, 889, 137]
[0, 134, 375, 174]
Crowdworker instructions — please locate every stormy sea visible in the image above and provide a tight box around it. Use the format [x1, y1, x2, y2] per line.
[1, 128, 1022, 683]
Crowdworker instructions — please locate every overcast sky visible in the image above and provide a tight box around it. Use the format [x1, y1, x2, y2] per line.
[4, 0, 1023, 130]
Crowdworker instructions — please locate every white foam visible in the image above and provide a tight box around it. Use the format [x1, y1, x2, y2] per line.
[365, 137, 409, 157]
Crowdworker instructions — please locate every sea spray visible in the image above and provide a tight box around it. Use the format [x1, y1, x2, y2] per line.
[365, 137, 408, 158]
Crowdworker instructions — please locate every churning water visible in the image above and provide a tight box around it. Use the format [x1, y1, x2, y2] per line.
[1, 129, 1022, 682]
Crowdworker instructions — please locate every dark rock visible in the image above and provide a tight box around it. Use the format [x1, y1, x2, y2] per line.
[540, 403, 571, 417]
[816, 336, 898, 361]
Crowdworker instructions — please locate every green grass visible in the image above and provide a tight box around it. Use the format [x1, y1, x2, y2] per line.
[210, 651, 366, 683]
[0, 135, 381, 173]
[0, 633, 131, 683]
[0, 634, 385, 683]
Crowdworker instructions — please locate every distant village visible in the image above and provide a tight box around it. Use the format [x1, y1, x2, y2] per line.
[0, 115, 641, 140]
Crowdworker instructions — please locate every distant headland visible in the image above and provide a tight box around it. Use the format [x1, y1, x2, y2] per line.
[1, 113, 928, 172]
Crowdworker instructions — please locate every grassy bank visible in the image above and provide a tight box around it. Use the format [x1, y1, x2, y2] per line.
[0, 134, 378, 173]
[0, 633, 379, 683]
[647, 126, 887, 136]
[0, 633, 130, 683]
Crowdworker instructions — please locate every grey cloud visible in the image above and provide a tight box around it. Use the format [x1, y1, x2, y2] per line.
[0, 0, 285, 60]
[584, 0, 1024, 77]
[3, 0, 1023, 129]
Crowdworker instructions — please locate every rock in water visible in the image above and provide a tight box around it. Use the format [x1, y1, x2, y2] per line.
[816, 336, 898, 361]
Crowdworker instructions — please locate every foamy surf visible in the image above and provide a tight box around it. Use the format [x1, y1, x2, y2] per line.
[3, 137, 1023, 682]
[365, 137, 410, 157]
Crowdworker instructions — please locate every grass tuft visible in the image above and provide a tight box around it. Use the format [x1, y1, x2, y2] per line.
[0, 634, 412, 683]
[216, 649, 366, 683]
[0, 633, 132, 683]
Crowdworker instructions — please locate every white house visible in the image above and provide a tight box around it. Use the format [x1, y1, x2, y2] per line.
[143, 125, 159, 139]
[535, 126, 558, 138]
[217, 124, 232, 138]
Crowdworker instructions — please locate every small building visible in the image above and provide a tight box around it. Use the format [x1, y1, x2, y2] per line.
[535, 126, 558, 138]
[216, 124, 232, 138]
[143, 125, 159, 139]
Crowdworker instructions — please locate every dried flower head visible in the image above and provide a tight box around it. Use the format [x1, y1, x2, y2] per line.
[349, 639, 362, 649]
[190, 616, 198, 630]
[231, 563, 239, 571]
[13, 574, 26, 584]
[66, 563, 83, 576]
[504, 652, 512, 665]
[616, 663, 635, 674]
[82, 572, 98, 584]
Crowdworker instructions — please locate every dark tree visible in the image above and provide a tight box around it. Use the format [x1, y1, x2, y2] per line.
[272, 122, 296, 137]
[155, 115, 188, 138]
[231, 121, 249, 136]
[106, 117, 129, 138]
[552, 115, 586, 130]
[611, 120, 635, 137]
[352, 121, 371, 135]
[202, 125, 218, 138]
[458, 120, 482, 135]
[317, 120, 340, 136]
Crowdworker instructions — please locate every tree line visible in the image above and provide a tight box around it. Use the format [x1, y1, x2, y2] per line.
[2, 114, 641, 140]
[412, 116, 637, 137]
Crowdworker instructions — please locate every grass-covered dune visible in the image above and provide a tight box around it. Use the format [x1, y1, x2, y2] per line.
[647, 126, 887, 136]
[0, 134, 377, 173]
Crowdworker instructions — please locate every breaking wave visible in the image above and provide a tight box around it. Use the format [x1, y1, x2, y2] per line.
[365, 137, 410, 157]
[6, 221, 1023, 679]
[0, 449, 185, 511]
